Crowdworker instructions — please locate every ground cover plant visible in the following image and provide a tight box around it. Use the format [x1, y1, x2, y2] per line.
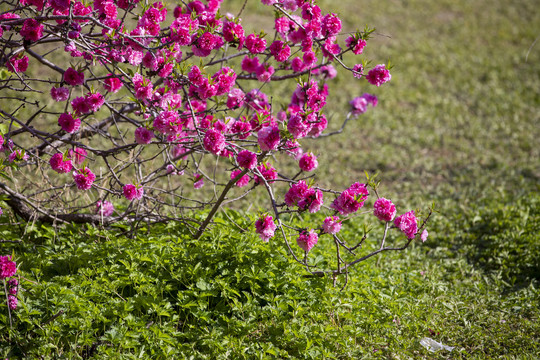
[1, 0, 539, 358]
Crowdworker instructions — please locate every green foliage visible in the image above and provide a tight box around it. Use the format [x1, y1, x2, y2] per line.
[1, 200, 539, 358]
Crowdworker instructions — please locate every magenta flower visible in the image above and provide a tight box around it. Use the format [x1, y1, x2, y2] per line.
[237, 150, 258, 170]
[253, 163, 277, 185]
[123, 183, 144, 201]
[203, 128, 226, 155]
[226, 88, 245, 109]
[255, 215, 276, 242]
[345, 35, 366, 55]
[6, 54, 29, 73]
[96, 200, 114, 217]
[50, 86, 70, 101]
[331, 182, 369, 215]
[8, 294, 18, 310]
[352, 64, 364, 79]
[0, 255, 16, 279]
[58, 113, 81, 133]
[298, 152, 318, 172]
[366, 64, 391, 87]
[103, 75, 123, 93]
[373, 198, 397, 222]
[8, 149, 29, 163]
[20, 18, 44, 42]
[64, 67, 85, 86]
[285, 181, 309, 207]
[8, 278, 18, 295]
[421, 229, 429, 243]
[323, 216, 342, 234]
[245, 33, 267, 54]
[231, 170, 250, 187]
[73, 167, 96, 190]
[394, 211, 418, 239]
[258, 125, 280, 151]
[49, 153, 73, 173]
[296, 230, 318, 252]
[193, 173, 204, 189]
[135, 127, 154, 144]
[68, 147, 87, 165]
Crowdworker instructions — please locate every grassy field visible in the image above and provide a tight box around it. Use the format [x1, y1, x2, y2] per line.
[1, 0, 539, 358]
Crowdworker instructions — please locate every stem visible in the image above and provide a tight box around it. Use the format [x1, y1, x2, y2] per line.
[4, 279, 12, 328]
[194, 152, 268, 239]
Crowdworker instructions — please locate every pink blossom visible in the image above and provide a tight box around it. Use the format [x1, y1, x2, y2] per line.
[285, 181, 309, 207]
[135, 127, 154, 144]
[296, 230, 318, 252]
[231, 169, 250, 187]
[323, 216, 342, 234]
[349, 97, 368, 116]
[8, 150, 29, 163]
[227, 88, 245, 109]
[237, 150, 257, 169]
[331, 182, 369, 215]
[194, 173, 204, 189]
[49, 153, 73, 173]
[322, 13, 342, 36]
[8, 278, 18, 295]
[0, 255, 17, 279]
[64, 67, 85, 86]
[6, 54, 29, 73]
[287, 112, 312, 139]
[96, 200, 114, 217]
[257, 125, 280, 151]
[363, 93, 378, 107]
[373, 198, 396, 222]
[307, 114, 328, 137]
[132, 73, 153, 100]
[245, 33, 267, 54]
[103, 75, 123, 93]
[69, 147, 87, 165]
[253, 163, 277, 185]
[298, 152, 318, 172]
[203, 128, 226, 155]
[269, 40, 291, 62]
[58, 113, 81, 133]
[421, 229, 429, 243]
[353, 64, 364, 79]
[298, 188, 324, 213]
[255, 215, 276, 242]
[241, 56, 261, 73]
[73, 167, 96, 190]
[20, 18, 43, 42]
[394, 211, 418, 239]
[51, 86, 70, 101]
[256, 63, 274, 82]
[86, 92, 105, 112]
[345, 35, 366, 55]
[8, 295, 17, 310]
[366, 64, 391, 87]
[223, 21, 245, 47]
[153, 110, 181, 135]
[123, 183, 144, 200]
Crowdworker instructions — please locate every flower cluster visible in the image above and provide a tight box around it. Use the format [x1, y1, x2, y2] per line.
[331, 182, 369, 215]
[123, 184, 144, 201]
[284, 180, 324, 214]
[255, 215, 277, 242]
[394, 211, 418, 239]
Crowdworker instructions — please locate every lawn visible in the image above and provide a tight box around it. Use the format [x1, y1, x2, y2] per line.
[1, 0, 539, 358]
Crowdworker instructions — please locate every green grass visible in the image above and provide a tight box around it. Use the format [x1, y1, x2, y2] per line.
[1, 193, 539, 358]
[1, 0, 540, 357]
